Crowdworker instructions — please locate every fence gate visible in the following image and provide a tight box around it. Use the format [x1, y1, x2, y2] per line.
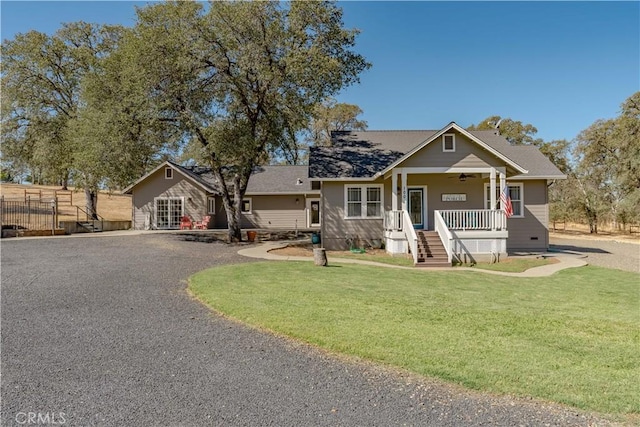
[0, 196, 58, 232]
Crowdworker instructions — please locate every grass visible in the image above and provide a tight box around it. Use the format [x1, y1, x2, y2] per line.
[190, 262, 639, 418]
[456, 257, 555, 273]
[329, 251, 414, 267]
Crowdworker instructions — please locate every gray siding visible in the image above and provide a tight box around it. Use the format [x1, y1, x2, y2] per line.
[506, 180, 549, 251]
[213, 194, 308, 229]
[398, 130, 505, 169]
[131, 167, 209, 229]
[321, 181, 385, 250]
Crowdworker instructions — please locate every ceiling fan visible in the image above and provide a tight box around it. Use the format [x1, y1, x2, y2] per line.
[447, 173, 477, 182]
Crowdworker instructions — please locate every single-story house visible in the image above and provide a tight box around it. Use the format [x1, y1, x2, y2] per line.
[123, 162, 320, 231]
[124, 121, 565, 266]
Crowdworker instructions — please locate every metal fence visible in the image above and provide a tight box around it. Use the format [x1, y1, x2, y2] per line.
[0, 196, 57, 231]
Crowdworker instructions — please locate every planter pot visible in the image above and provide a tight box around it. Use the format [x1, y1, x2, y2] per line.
[247, 230, 257, 242]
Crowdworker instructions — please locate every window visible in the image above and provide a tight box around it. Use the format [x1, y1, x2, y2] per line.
[443, 134, 455, 152]
[485, 183, 524, 217]
[241, 198, 252, 214]
[207, 196, 216, 214]
[165, 167, 173, 179]
[311, 181, 321, 190]
[345, 185, 383, 219]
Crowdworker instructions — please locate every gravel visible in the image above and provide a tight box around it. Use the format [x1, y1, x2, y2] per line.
[550, 235, 640, 273]
[1, 233, 618, 426]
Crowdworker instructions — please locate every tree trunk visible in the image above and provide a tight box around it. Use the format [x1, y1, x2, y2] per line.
[61, 170, 69, 190]
[85, 187, 98, 220]
[313, 248, 328, 266]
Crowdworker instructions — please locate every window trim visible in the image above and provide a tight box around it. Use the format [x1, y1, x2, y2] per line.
[442, 133, 456, 152]
[484, 182, 524, 218]
[344, 184, 384, 219]
[164, 167, 173, 179]
[207, 196, 216, 214]
[241, 197, 252, 215]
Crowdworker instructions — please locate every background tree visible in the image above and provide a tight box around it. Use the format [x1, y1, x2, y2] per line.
[308, 98, 368, 146]
[1, 23, 123, 216]
[127, 1, 369, 241]
[468, 116, 541, 146]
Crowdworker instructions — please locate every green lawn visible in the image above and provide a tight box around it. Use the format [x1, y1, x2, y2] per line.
[190, 262, 639, 417]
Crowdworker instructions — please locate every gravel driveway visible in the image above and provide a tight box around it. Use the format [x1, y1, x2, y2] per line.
[550, 235, 640, 273]
[1, 234, 614, 426]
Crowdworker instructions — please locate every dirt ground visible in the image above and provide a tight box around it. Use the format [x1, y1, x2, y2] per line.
[0, 183, 131, 221]
[271, 245, 398, 259]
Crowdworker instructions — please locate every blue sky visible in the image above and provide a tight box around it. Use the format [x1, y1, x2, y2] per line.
[2, 1, 638, 142]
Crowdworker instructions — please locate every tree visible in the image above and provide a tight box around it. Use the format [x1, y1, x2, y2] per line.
[308, 98, 367, 146]
[468, 116, 541, 146]
[128, 1, 369, 241]
[1, 23, 123, 216]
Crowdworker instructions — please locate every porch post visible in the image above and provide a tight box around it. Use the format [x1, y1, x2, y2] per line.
[401, 170, 408, 211]
[392, 171, 398, 211]
[499, 172, 506, 230]
[490, 168, 497, 210]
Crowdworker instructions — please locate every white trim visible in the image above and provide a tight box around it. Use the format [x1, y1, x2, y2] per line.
[245, 191, 321, 196]
[484, 182, 524, 218]
[312, 177, 379, 182]
[241, 198, 252, 215]
[123, 161, 216, 194]
[306, 197, 321, 228]
[442, 133, 456, 152]
[377, 122, 528, 177]
[207, 196, 216, 214]
[153, 196, 184, 229]
[344, 184, 384, 219]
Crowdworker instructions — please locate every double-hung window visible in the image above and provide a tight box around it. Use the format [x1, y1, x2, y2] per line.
[345, 185, 383, 219]
[484, 183, 524, 217]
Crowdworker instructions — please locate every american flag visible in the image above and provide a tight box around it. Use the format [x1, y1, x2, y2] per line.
[500, 185, 513, 218]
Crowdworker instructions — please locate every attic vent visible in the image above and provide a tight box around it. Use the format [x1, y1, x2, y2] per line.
[296, 178, 303, 185]
[311, 181, 321, 190]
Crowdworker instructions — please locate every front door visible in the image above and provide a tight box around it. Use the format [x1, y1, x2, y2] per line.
[307, 198, 321, 227]
[408, 188, 424, 229]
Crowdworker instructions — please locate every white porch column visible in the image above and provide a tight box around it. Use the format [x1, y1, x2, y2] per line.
[490, 168, 497, 210]
[401, 170, 408, 211]
[392, 171, 398, 211]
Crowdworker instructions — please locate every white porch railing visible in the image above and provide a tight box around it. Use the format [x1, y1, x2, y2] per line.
[438, 209, 506, 231]
[402, 210, 419, 264]
[384, 210, 418, 264]
[383, 210, 403, 231]
[434, 211, 453, 263]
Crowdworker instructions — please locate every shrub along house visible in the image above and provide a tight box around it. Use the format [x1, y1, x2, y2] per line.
[123, 162, 320, 232]
[309, 122, 565, 266]
[125, 121, 564, 267]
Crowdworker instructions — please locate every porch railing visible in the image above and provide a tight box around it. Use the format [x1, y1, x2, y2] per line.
[438, 209, 506, 231]
[402, 210, 419, 264]
[384, 210, 417, 264]
[383, 210, 403, 231]
[434, 211, 453, 263]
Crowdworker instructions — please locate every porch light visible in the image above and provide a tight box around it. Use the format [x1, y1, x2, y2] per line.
[459, 173, 467, 182]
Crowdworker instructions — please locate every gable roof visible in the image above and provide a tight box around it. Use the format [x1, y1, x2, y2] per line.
[123, 161, 316, 195]
[309, 123, 565, 180]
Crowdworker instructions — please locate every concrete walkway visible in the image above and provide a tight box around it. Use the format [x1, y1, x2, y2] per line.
[237, 240, 588, 277]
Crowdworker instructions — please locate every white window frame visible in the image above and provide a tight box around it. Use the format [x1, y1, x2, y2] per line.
[442, 133, 456, 152]
[241, 198, 252, 215]
[484, 182, 524, 218]
[344, 184, 384, 219]
[165, 167, 173, 179]
[207, 196, 216, 214]
[153, 196, 184, 229]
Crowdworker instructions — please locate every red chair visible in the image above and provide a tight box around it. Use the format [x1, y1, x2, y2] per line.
[193, 215, 211, 230]
[179, 216, 193, 230]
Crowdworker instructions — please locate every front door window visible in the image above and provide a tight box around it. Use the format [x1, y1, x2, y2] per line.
[155, 197, 183, 229]
[408, 188, 423, 229]
[308, 199, 321, 227]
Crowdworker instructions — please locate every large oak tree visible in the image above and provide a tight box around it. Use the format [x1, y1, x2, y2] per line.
[127, 1, 369, 241]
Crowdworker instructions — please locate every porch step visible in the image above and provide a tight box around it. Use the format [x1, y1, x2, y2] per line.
[414, 231, 450, 267]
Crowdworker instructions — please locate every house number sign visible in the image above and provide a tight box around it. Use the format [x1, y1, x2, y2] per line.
[442, 193, 467, 202]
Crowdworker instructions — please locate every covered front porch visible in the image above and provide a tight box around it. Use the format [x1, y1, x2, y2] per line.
[382, 167, 509, 265]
